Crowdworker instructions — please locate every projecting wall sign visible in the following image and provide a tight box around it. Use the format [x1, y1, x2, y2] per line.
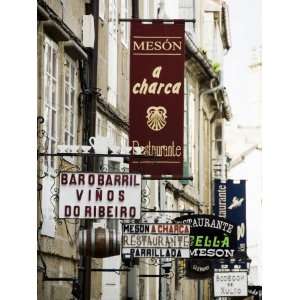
[58, 172, 141, 219]
[185, 259, 214, 279]
[174, 214, 237, 258]
[121, 223, 190, 258]
[214, 179, 247, 253]
[214, 271, 248, 297]
[129, 20, 185, 176]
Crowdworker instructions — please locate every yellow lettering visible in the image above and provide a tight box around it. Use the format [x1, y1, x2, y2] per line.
[152, 66, 162, 78]
[149, 82, 158, 94]
[164, 83, 172, 94]
[132, 83, 140, 94]
[140, 78, 148, 94]
[172, 41, 182, 51]
[154, 41, 162, 50]
[146, 41, 154, 51]
[172, 82, 182, 94]
[133, 41, 144, 51]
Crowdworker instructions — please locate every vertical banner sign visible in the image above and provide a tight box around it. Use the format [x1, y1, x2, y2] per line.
[129, 20, 185, 176]
[175, 214, 237, 259]
[214, 179, 247, 253]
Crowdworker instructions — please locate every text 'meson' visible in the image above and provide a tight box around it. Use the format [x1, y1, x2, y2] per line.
[58, 172, 142, 219]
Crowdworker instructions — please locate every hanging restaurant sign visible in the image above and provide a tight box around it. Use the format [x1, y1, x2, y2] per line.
[129, 20, 185, 176]
[214, 179, 247, 253]
[185, 259, 214, 279]
[58, 172, 141, 219]
[121, 223, 190, 258]
[214, 270, 248, 297]
[174, 214, 237, 258]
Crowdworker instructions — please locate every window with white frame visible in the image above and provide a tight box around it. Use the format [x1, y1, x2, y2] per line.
[99, 0, 105, 21]
[121, 132, 129, 172]
[64, 55, 77, 146]
[96, 112, 108, 137]
[182, 76, 195, 185]
[188, 90, 195, 180]
[178, 0, 195, 35]
[108, 121, 122, 148]
[213, 120, 223, 158]
[121, 0, 129, 47]
[44, 37, 58, 170]
[107, 0, 118, 107]
[152, 0, 160, 18]
[183, 77, 188, 176]
[143, 0, 150, 18]
[95, 112, 107, 171]
[203, 12, 223, 63]
[107, 121, 122, 171]
[41, 36, 59, 237]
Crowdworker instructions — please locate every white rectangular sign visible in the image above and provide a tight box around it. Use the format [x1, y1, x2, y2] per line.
[122, 223, 190, 258]
[214, 271, 248, 297]
[59, 172, 141, 219]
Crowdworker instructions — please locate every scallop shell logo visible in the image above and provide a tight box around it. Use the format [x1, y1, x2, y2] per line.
[146, 106, 167, 131]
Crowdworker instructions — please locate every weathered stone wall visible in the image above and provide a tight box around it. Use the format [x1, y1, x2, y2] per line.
[37, 1, 92, 299]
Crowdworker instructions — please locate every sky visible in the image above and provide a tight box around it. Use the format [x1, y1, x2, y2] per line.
[159, 0, 263, 284]
[224, 0, 262, 285]
[224, 0, 262, 126]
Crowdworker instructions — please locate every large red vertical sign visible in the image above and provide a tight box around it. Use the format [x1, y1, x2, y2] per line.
[129, 20, 185, 176]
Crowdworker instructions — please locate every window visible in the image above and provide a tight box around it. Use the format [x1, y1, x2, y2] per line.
[107, 0, 118, 107]
[96, 112, 108, 137]
[99, 0, 105, 21]
[121, 132, 129, 172]
[179, 0, 195, 36]
[121, 0, 129, 46]
[143, 0, 150, 18]
[95, 112, 108, 171]
[107, 121, 123, 171]
[181, 77, 195, 185]
[188, 90, 195, 178]
[182, 77, 190, 185]
[108, 121, 121, 148]
[214, 121, 223, 157]
[152, 0, 160, 18]
[41, 36, 58, 237]
[64, 55, 77, 147]
[44, 37, 58, 170]
[108, 160, 120, 172]
[203, 11, 223, 63]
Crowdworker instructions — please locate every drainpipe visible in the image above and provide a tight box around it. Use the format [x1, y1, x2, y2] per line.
[200, 72, 224, 105]
[80, 1, 99, 299]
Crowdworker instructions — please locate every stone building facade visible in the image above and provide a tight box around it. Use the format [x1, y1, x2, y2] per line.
[37, 0, 232, 299]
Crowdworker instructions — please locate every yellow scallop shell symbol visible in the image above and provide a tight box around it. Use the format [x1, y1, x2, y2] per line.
[146, 106, 167, 131]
